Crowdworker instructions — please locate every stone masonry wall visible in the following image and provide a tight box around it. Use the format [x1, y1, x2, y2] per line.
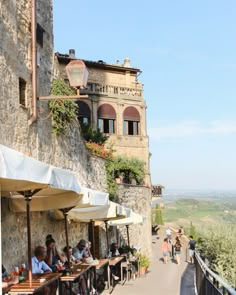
[116, 184, 152, 257]
[0, 0, 108, 272]
[1, 198, 88, 269]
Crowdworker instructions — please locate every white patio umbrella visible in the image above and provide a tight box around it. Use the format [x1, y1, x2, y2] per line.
[108, 210, 145, 247]
[0, 144, 83, 280]
[53, 201, 130, 255]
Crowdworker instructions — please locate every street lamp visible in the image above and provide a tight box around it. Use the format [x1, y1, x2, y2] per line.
[66, 59, 89, 89]
[39, 59, 89, 101]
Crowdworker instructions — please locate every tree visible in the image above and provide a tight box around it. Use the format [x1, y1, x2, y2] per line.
[189, 221, 196, 239]
[153, 205, 164, 225]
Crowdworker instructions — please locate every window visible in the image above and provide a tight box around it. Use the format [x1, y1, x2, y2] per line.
[97, 104, 116, 134]
[37, 23, 45, 47]
[19, 78, 26, 106]
[98, 118, 115, 134]
[76, 101, 91, 126]
[123, 120, 139, 135]
[123, 106, 140, 135]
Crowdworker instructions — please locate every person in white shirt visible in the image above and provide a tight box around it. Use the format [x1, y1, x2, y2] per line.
[32, 246, 57, 295]
[166, 227, 172, 242]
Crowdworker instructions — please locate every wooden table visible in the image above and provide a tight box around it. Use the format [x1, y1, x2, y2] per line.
[96, 259, 110, 291]
[59, 264, 93, 295]
[8, 273, 61, 295]
[109, 256, 124, 267]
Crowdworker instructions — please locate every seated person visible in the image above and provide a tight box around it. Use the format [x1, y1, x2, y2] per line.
[2, 265, 18, 289]
[85, 241, 93, 258]
[109, 243, 121, 281]
[45, 237, 65, 272]
[32, 246, 57, 295]
[72, 239, 89, 294]
[72, 239, 89, 261]
[62, 246, 80, 265]
[110, 243, 120, 257]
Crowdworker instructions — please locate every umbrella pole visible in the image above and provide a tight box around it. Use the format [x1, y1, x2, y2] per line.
[116, 226, 119, 244]
[104, 221, 109, 254]
[89, 220, 95, 258]
[25, 193, 32, 284]
[63, 211, 71, 270]
[126, 225, 130, 248]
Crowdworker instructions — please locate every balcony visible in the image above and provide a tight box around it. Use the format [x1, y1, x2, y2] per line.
[80, 82, 143, 99]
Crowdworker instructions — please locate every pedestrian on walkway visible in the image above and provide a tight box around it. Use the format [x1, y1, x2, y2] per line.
[174, 237, 182, 265]
[188, 236, 196, 264]
[161, 238, 169, 264]
[166, 227, 172, 243]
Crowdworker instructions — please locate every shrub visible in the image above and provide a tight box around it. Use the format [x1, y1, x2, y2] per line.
[85, 142, 113, 160]
[196, 224, 236, 287]
[49, 79, 78, 135]
[80, 124, 108, 145]
[137, 254, 150, 268]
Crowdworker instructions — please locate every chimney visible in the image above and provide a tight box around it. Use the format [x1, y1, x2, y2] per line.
[69, 49, 75, 59]
[123, 57, 131, 68]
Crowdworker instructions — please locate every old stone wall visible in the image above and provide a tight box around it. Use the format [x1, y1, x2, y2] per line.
[0, 0, 108, 272]
[1, 198, 88, 270]
[0, 0, 152, 272]
[116, 184, 152, 257]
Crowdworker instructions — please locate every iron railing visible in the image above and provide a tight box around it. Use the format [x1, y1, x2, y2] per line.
[195, 251, 236, 295]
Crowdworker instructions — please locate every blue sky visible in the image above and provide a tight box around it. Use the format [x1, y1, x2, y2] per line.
[53, 0, 236, 190]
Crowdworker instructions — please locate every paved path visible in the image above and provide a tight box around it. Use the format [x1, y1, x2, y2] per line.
[102, 228, 195, 295]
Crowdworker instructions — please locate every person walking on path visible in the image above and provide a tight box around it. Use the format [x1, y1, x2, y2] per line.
[161, 238, 170, 264]
[174, 237, 182, 265]
[188, 235, 196, 264]
[166, 226, 172, 242]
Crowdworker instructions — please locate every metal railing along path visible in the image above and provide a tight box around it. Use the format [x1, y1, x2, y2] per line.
[195, 251, 236, 295]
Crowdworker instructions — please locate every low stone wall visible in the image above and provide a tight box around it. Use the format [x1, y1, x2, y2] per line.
[116, 184, 152, 257]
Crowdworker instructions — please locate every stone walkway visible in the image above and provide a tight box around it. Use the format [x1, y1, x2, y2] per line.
[102, 228, 195, 295]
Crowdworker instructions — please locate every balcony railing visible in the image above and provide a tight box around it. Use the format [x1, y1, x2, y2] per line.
[80, 82, 143, 98]
[195, 251, 236, 295]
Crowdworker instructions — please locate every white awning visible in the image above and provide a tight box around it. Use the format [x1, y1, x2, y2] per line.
[108, 210, 145, 226]
[78, 187, 109, 207]
[0, 144, 51, 194]
[52, 201, 129, 222]
[0, 144, 108, 211]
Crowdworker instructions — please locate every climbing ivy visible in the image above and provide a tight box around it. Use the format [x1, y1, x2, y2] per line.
[49, 79, 78, 135]
[105, 156, 145, 201]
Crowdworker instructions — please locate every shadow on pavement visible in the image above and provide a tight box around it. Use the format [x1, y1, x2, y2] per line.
[180, 263, 195, 295]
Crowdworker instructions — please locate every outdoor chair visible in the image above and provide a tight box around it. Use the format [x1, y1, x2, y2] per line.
[120, 261, 135, 285]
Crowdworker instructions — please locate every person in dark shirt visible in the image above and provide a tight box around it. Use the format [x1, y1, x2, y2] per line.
[188, 236, 196, 264]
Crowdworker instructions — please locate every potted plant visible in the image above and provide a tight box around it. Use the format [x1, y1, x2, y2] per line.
[138, 254, 150, 275]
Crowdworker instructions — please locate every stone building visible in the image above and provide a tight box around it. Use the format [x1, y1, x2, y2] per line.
[55, 51, 151, 187]
[55, 52, 152, 255]
[0, 0, 107, 270]
[0, 0, 152, 270]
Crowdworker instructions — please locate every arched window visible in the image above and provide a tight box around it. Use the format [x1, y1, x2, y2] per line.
[97, 104, 116, 134]
[123, 106, 140, 135]
[76, 101, 91, 125]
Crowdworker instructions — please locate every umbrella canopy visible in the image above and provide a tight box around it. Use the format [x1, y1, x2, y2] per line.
[59, 201, 128, 222]
[0, 144, 83, 282]
[79, 187, 109, 207]
[52, 201, 130, 256]
[108, 210, 145, 248]
[108, 210, 145, 226]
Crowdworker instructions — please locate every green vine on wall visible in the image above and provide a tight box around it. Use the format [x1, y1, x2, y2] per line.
[49, 79, 78, 135]
[105, 156, 145, 201]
